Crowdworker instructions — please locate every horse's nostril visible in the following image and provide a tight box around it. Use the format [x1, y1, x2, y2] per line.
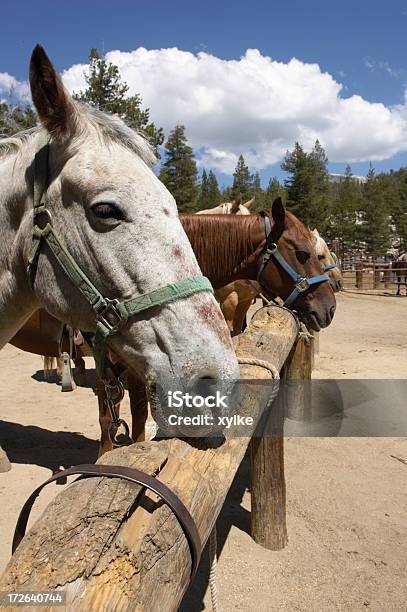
[330, 305, 336, 319]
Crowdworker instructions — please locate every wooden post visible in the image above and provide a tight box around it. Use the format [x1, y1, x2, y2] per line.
[283, 334, 313, 422]
[384, 263, 391, 289]
[356, 262, 363, 289]
[246, 307, 299, 550]
[1, 305, 297, 612]
[250, 331, 313, 551]
[373, 261, 381, 289]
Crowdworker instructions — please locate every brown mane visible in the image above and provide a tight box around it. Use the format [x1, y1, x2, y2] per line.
[180, 213, 260, 280]
[180, 210, 313, 281]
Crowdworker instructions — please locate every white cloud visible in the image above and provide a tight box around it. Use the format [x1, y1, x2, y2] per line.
[4, 47, 407, 172]
[0, 72, 30, 103]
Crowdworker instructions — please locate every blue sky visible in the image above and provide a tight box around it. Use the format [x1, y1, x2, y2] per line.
[1, 0, 407, 186]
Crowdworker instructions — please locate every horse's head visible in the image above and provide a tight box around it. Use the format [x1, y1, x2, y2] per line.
[311, 229, 343, 292]
[230, 194, 254, 215]
[256, 199, 336, 330]
[22, 46, 239, 428]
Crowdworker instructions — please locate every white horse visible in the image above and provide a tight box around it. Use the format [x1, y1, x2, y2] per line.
[196, 193, 254, 215]
[0, 46, 239, 434]
[311, 229, 343, 292]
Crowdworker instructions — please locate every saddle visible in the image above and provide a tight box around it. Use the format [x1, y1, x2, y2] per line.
[10, 310, 68, 358]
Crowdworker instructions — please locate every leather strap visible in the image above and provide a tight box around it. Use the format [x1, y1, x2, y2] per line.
[12, 463, 202, 578]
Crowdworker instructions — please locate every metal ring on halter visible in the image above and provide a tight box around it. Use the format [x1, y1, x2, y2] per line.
[34, 208, 53, 230]
[108, 418, 132, 447]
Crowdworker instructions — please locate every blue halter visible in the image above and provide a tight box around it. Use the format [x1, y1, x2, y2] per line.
[257, 215, 330, 308]
[323, 263, 337, 271]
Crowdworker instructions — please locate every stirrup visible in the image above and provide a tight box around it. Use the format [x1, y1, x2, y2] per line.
[61, 352, 76, 392]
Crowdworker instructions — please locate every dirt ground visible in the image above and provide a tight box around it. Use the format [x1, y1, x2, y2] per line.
[0, 291, 406, 611]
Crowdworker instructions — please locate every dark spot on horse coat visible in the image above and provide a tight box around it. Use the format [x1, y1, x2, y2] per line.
[173, 246, 182, 258]
[163, 207, 170, 216]
[197, 303, 232, 346]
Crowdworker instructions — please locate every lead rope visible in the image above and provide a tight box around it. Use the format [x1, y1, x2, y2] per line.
[208, 356, 280, 611]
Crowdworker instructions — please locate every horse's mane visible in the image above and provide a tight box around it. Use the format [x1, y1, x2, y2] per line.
[0, 103, 156, 167]
[181, 210, 312, 280]
[180, 214, 259, 279]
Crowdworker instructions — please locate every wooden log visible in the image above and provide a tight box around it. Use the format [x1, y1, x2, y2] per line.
[0, 305, 297, 612]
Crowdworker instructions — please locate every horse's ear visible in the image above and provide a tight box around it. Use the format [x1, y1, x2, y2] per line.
[243, 196, 255, 210]
[271, 197, 285, 226]
[231, 193, 242, 213]
[29, 45, 79, 139]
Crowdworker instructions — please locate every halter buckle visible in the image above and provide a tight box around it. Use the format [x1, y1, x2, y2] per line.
[296, 277, 309, 292]
[97, 298, 123, 333]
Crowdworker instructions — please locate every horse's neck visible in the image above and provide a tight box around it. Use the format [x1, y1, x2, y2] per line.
[181, 215, 262, 287]
[0, 149, 39, 347]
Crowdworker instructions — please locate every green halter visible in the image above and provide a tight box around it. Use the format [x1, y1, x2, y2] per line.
[27, 132, 213, 377]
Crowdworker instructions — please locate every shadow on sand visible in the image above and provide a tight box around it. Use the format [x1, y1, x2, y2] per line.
[30, 367, 98, 392]
[0, 420, 99, 478]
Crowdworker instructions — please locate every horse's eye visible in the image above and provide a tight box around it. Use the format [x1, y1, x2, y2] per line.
[295, 250, 310, 265]
[91, 202, 124, 221]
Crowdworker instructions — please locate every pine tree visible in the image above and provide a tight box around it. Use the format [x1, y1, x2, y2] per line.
[250, 170, 265, 210]
[0, 101, 37, 135]
[74, 48, 164, 154]
[391, 168, 407, 250]
[281, 142, 315, 224]
[197, 169, 210, 210]
[281, 140, 330, 231]
[264, 177, 286, 209]
[328, 165, 360, 249]
[232, 155, 252, 200]
[357, 164, 390, 252]
[309, 139, 331, 231]
[208, 170, 220, 208]
[159, 125, 198, 212]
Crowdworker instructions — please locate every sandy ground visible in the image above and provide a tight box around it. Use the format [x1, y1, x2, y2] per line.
[0, 291, 406, 611]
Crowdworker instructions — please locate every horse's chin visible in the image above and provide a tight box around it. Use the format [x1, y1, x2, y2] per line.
[303, 314, 322, 332]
